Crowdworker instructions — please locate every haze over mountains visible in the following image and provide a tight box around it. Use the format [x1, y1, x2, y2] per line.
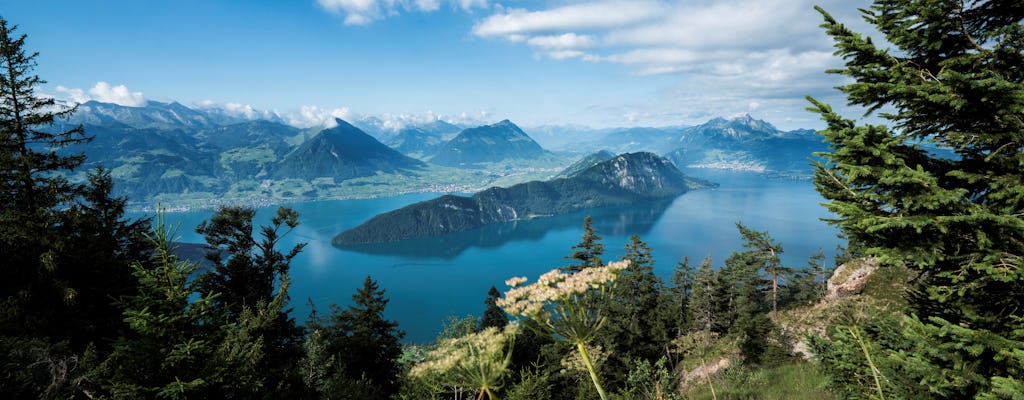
[53, 100, 826, 207]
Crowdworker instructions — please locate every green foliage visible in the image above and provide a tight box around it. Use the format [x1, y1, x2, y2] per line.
[668, 257, 694, 336]
[563, 216, 606, 272]
[307, 276, 405, 400]
[195, 205, 308, 398]
[481, 285, 509, 330]
[600, 235, 671, 388]
[1, 15, 91, 342]
[618, 357, 680, 400]
[810, 1, 1024, 397]
[687, 256, 721, 334]
[506, 365, 554, 400]
[682, 362, 835, 400]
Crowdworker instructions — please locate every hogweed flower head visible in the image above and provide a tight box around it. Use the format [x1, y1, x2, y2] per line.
[497, 260, 628, 339]
[496, 260, 627, 400]
[409, 324, 517, 400]
[505, 276, 528, 287]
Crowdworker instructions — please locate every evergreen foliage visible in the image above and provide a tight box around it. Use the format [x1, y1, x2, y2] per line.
[562, 216, 606, 272]
[0, 15, 91, 341]
[481, 285, 509, 330]
[195, 205, 308, 398]
[668, 257, 694, 336]
[810, 0, 1024, 396]
[97, 214, 281, 398]
[308, 276, 405, 400]
[687, 256, 720, 335]
[600, 235, 671, 388]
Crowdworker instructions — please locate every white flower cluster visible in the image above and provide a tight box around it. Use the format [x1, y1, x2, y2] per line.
[409, 324, 516, 380]
[497, 260, 629, 318]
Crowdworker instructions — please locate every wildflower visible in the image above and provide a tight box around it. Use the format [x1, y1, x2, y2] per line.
[496, 260, 628, 400]
[409, 324, 517, 400]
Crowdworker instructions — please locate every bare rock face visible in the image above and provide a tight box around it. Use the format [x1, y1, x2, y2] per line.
[826, 257, 880, 301]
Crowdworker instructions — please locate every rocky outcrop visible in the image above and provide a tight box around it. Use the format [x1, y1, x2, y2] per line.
[826, 257, 880, 301]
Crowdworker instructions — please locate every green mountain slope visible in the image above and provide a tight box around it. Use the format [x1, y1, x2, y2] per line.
[429, 120, 545, 167]
[275, 119, 426, 180]
[333, 152, 712, 244]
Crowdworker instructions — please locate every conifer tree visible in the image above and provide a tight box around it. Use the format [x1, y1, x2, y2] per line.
[0, 15, 92, 339]
[195, 205, 307, 397]
[686, 256, 718, 334]
[601, 235, 668, 388]
[481, 285, 508, 330]
[310, 276, 404, 400]
[55, 168, 151, 350]
[98, 214, 284, 399]
[612, 235, 668, 357]
[562, 216, 605, 272]
[735, 223, 788, 319]
[668, 257, 694, 336]
[811, 1, 1024, 396]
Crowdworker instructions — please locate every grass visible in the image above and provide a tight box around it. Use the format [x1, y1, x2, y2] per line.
[682, 362, 835, 400]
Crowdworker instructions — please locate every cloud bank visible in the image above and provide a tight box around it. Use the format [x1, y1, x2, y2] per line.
[56, 82, 147, 107]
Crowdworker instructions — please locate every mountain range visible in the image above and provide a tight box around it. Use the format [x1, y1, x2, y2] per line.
[333, 152, 712, 244]
[52, 100, 825, 206]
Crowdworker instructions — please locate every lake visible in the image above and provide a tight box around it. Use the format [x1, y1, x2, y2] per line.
[141, 170, 842, 343]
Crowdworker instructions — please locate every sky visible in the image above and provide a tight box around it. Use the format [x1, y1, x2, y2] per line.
[5, 0, 877, 131]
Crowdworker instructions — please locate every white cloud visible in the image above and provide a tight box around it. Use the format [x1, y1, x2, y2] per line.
[284, 105, 357, 127]
[526, 33, 595, 50]
[469, 0, 874, 129]
[317, 0, 486, 25]
[55, 86, 89, 103]
[414, 0, 440, 12]
[473, 1, 664, 37]
[54, 82, 146, 107]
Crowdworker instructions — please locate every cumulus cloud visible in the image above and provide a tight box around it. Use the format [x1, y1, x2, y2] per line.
[55, 82, 147, 107]
[470, 0, 875, 129]
[284, 105, 358, 127]
[318, 0, 487, 25]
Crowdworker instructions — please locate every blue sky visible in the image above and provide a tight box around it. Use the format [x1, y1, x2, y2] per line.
[5, 0, 873, 130]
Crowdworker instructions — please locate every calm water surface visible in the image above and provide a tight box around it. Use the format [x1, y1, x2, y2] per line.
[140, 170, 842, 342]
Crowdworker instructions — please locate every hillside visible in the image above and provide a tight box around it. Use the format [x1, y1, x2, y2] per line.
[667, 115, 826, 174]
[333, 152, 712, 244]
[429, 120, 546, 167]
[554, 150, 616, 178]
[385, 120, 462, 159]
[275, 119, 425, 180]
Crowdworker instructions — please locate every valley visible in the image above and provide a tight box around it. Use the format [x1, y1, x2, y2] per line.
[59, 100, 827, 212]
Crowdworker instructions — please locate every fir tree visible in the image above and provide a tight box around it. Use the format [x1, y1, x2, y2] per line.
[55, 168, 151, 350]
[668, 257, 694, 336]
[195, 205, 307, 398]
[686, 256, 718, 335]
[811, 1, 1024, 396]
[735, 223, 788, 319]
[562, 216, 605, 272]
[97, 213, 280, 399]
[600, 235, 668, 388]
[481, 285, 508, 330]
[0, 15, 92, 340]
[310, 276, 404, 400]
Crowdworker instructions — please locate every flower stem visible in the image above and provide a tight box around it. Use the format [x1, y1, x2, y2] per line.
[576, 340, 608, 400]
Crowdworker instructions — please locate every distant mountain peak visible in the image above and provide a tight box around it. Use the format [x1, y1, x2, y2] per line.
[430, 119, 544, 167]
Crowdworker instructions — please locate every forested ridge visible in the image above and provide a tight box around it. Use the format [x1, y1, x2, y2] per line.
[3, 0, 1023, 399]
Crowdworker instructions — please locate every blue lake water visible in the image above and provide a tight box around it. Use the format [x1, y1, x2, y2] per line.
[137, 170, 842, 343]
